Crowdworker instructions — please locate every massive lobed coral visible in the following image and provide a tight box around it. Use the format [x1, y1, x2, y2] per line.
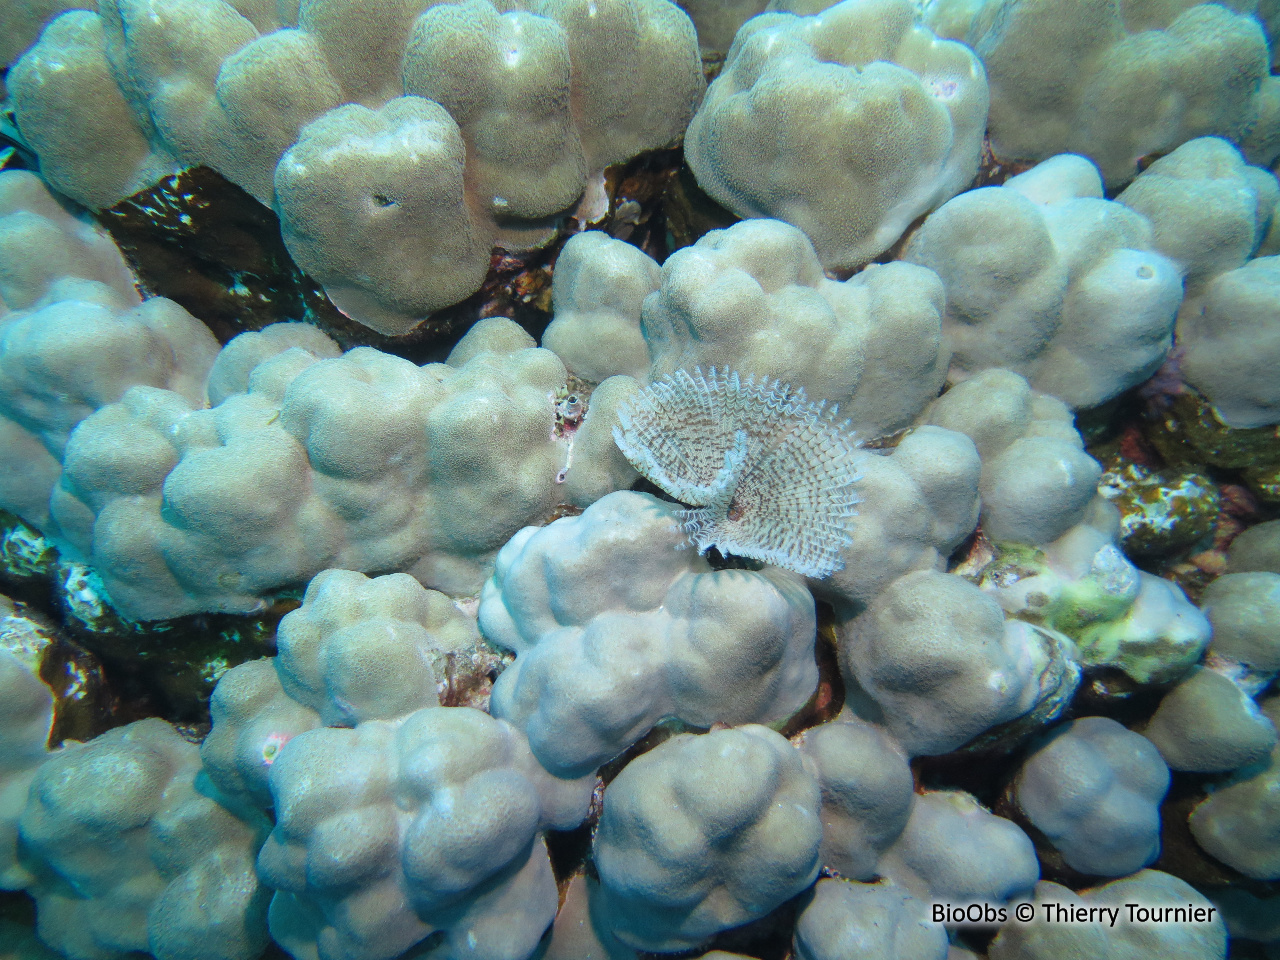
[792, 878, 946, 960]
[796, 718, 915, 880]
[987, 870, 1227, 959]
[1114, 138, 1280, 427]
[0, 648, 52, 894]
[480, 490, 819, 777]
[198, 571, 594, 960]
[923, 368, 1104, 547]
[1189, 695, 1280, 881]
[10, 0, 705, 332]
[904, 154, 1183, 410]
[590, 725, 823, 952]
[544, 218, 951, 437]
[877, 789, 1040, 908]
[685, 0, 988, 270]
[260, 707, 592, 960]
[16, 719, 271, 960]
[838, 569, 1078, 756]
[971, 500, 1213, 684]
[43, 318, 582, 619]
[927, 0, 1280, 186]
[0, 170, 219, 533]
[1142, 667, 1277, 773]
[1013, 716, 1170, 877]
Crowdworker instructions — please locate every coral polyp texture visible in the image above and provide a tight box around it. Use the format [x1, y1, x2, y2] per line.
[17, 719, 271, 960]
[545, 218, 951, 436]
[792, 877, 947, 960]
[590, 725, 823, 952]
[613, 367, 861, 577]
[1013, 716, 1171, 877]
[0, 210, 634, 620]
[839, 569, 1078, 756]
[479, 490, 819, 777]
[986, 870, 1228, 959]
[11, 0, 705, 331]
[877, 789, 1039, 908]
[260, 707, 593, 960]
[904, 154, 1183, 409]
[1188, 695, 1280, 881]
[927, 0, 1280, 185]
[923, 368, 1103, 545]
[685, 0, 988, 270]
[796, 718, 915, 880]
[0, 648, 52, 892]
[7, 0, 1280, 955]
[1114, 137, 1280, 428]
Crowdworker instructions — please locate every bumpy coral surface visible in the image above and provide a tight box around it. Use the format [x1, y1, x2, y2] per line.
[48, 318, 575, 618]
[1014, 717, 1170, 876]
[793, 878, 947, 960]
[797, 718, 914, 880]
[201, 566, 492, 810]
[0, 0, 91, 72]
[1114, 138, 1280, 428]
[18, 719, 270, 960]
[1142, 667, 1277, 773]
[273, 568, 480, 726]
[1117, 138, 1279, 293]
[541, 231, 659, 383]
[7, 0, 1280, 955]
[1178, 256, 1280, 429]
[840, 570, 1076, 755]
[259, 707, 593, 960]
[0, 648, 52, 892]
[1200, 571, 1280, 674]
[878, 789, 1040, 907]
[931, 0, 1280, 185]
[905, 155, 1183, 409]
[924, 368, 1103, 544]
[274, 97, 495, 334]
[1189, 695, 1280, 881]
[686, 0, 988, 269]
[543, 218, 951, 436]
[1228, 519, 1280, 574]
[591, 725, 822, 952]
[973, 502, 1213, 684]
[818, 425, 980, 608]
[481, 490, 818, 776]
[11, 0, 705, 330]
[0, 171, 219, 532]
[987, 870, 1227, 959]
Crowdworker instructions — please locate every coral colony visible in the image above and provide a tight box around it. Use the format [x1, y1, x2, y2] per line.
[2, 0, 1280, 958]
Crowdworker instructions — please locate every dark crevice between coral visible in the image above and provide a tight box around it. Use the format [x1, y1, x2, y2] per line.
[92, 148, 692, 370]
[615, 886, 807, 960]
[1080, 381, 1280, 601]
[603, 146, 685, 263]
[0, 510, 295, 731]
[663, 153, 739, 255]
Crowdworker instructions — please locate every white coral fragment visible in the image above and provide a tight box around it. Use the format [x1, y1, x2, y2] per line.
[612, 367, 860, 578]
